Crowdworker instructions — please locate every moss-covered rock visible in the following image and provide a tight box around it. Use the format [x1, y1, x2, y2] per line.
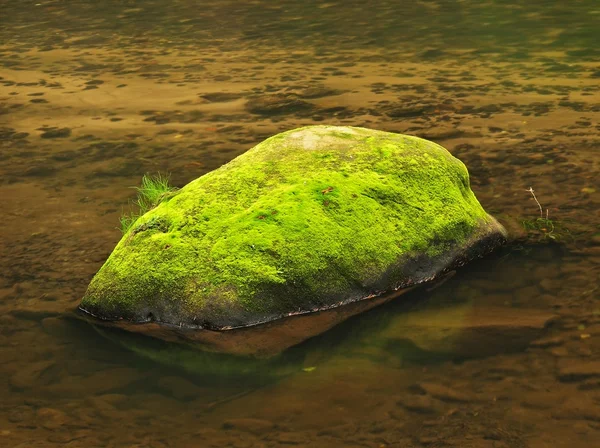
[79, 125, 506, 352]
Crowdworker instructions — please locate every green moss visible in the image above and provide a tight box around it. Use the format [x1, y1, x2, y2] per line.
[81, 126, 504, 328]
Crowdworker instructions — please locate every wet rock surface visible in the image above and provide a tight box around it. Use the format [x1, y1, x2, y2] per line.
[557, 361, 600, 382]
[39, 127, 72, 139]
[9, 360, 55, 390]
[222, 418, 276, 436]
[245, 94, 315, 115]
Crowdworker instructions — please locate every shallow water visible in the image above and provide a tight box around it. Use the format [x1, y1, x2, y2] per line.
[1, 1, 599, 446]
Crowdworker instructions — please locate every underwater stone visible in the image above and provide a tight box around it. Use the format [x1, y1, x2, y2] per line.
[78, 125, 507, 356]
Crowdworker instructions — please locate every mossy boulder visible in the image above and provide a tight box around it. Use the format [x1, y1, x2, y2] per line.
[79, 125, 507, 355]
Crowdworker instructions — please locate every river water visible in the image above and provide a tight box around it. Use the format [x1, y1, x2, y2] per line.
[1, 1, 599, 447]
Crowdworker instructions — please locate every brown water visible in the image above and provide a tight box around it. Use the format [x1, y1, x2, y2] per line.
[1, 1, 599, 446]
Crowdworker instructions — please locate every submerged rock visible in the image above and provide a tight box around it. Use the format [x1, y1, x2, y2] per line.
[79, 125, 507, 356]
[374, 304, 557, 360]
[245, 94, 314, 115]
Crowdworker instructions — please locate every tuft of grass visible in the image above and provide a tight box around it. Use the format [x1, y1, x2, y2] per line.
[522, 216, 557, 239]
[119, 213, 138, 235]
[119, 173, 177, 234]
[521, 187, 568, 242]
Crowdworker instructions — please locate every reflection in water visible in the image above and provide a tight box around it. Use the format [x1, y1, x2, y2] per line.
[1, 0, 599, 446]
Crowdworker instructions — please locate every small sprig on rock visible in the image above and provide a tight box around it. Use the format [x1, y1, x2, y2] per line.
[119, 173, 178, 234]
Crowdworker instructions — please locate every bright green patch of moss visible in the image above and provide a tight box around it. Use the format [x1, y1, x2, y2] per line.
[81, 126, 505, 328]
